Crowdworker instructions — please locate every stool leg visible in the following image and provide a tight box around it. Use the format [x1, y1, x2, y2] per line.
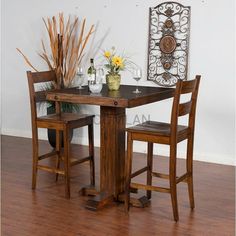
[88, 123, 95, 186]
[187, 135, 195, 209]
[32, 130, 39, 190]
[125, 132, 133, 213]
[55, 151, 61, 182]
[147, 142, 153, 199]
[55, 130, 62, 181]
[169, 144, 179, 222]
[63, 126, 70, 199]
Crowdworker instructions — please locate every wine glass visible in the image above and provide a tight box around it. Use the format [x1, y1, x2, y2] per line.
[96, 68, 105, 83]
[76, 67, 84, 89]
[132, 68, 142, 94]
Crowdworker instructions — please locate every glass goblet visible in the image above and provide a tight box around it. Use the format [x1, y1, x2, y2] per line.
[76, 67, 84, 89]
[132, 68, 142, 94]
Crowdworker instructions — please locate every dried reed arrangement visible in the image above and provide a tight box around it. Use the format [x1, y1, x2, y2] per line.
[17, 13, 94, 88]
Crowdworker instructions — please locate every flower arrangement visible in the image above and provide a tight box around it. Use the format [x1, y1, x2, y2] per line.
[102, 47, 134, 90]
[103, 47, 127, 75]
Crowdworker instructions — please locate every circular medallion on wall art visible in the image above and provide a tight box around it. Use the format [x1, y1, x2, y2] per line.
[159, 35, 177, 54]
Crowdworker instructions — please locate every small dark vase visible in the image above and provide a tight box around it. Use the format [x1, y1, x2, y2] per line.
[47, 106, 73, 148]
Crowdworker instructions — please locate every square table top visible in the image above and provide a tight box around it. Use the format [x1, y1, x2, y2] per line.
[46, 84, 174, 108]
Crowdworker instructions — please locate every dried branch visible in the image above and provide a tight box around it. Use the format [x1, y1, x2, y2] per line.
[78, 24, 94, 65]
[16, 48, 38, 72]
[38, 53, 53, 70]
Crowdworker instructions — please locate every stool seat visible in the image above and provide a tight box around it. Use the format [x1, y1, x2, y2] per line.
[38, 113, 94, 124]
[127, 121, 190, 138]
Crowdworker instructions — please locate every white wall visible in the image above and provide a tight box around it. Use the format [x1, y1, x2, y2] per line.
[1, 0, 235, 166]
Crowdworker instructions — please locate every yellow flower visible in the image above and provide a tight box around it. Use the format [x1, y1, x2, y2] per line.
[112, 56, 123, 67]
[119, 62, 125, 69]
[104, 51, 111, 58]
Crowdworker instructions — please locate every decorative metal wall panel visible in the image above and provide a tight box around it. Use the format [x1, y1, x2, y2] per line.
[147, 2, 191, 87]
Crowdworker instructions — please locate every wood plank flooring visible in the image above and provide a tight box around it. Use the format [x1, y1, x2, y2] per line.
[1, 135, 235, 236]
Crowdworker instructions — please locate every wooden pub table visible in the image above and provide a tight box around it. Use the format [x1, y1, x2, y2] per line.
[47, 84, 174, 210]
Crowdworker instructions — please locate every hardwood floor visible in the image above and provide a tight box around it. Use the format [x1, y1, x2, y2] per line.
[1, 135, 235, 236]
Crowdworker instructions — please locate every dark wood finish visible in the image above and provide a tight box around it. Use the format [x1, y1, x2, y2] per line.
[46, 83, 174, 210]
[1, 135, 235, 235]
[27, 70, 95, 198]
[125, 75, 201, 221]
[46, 84, 175, 108]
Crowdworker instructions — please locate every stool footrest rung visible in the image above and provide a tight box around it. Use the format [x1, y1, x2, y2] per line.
[152, 171, 190, 184]
[152, 171, 169, 179]
[38, 150, 58, 160]
[70, 156, 92, 166]
[130, 182, 170, 193]
[176, 173, 189, 183]
[131, 167, 148, 178]
[37, 165, 65, 175]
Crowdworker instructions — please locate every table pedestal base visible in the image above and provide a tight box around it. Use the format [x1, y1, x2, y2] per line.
[85, 192, 114, 211]
[118, 193, 150, 208]
[80, 186, 150, 209]
[78, 185, 98, 196]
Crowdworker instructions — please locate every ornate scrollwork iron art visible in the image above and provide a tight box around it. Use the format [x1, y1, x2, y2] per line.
[147, 2, 191, 87]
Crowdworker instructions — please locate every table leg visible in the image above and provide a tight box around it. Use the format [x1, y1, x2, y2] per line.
[85, 106, 126, 210]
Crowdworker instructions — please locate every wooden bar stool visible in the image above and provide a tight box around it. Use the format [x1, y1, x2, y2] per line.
[124, 75, 201, 221]
[27, 70, 95, 198]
